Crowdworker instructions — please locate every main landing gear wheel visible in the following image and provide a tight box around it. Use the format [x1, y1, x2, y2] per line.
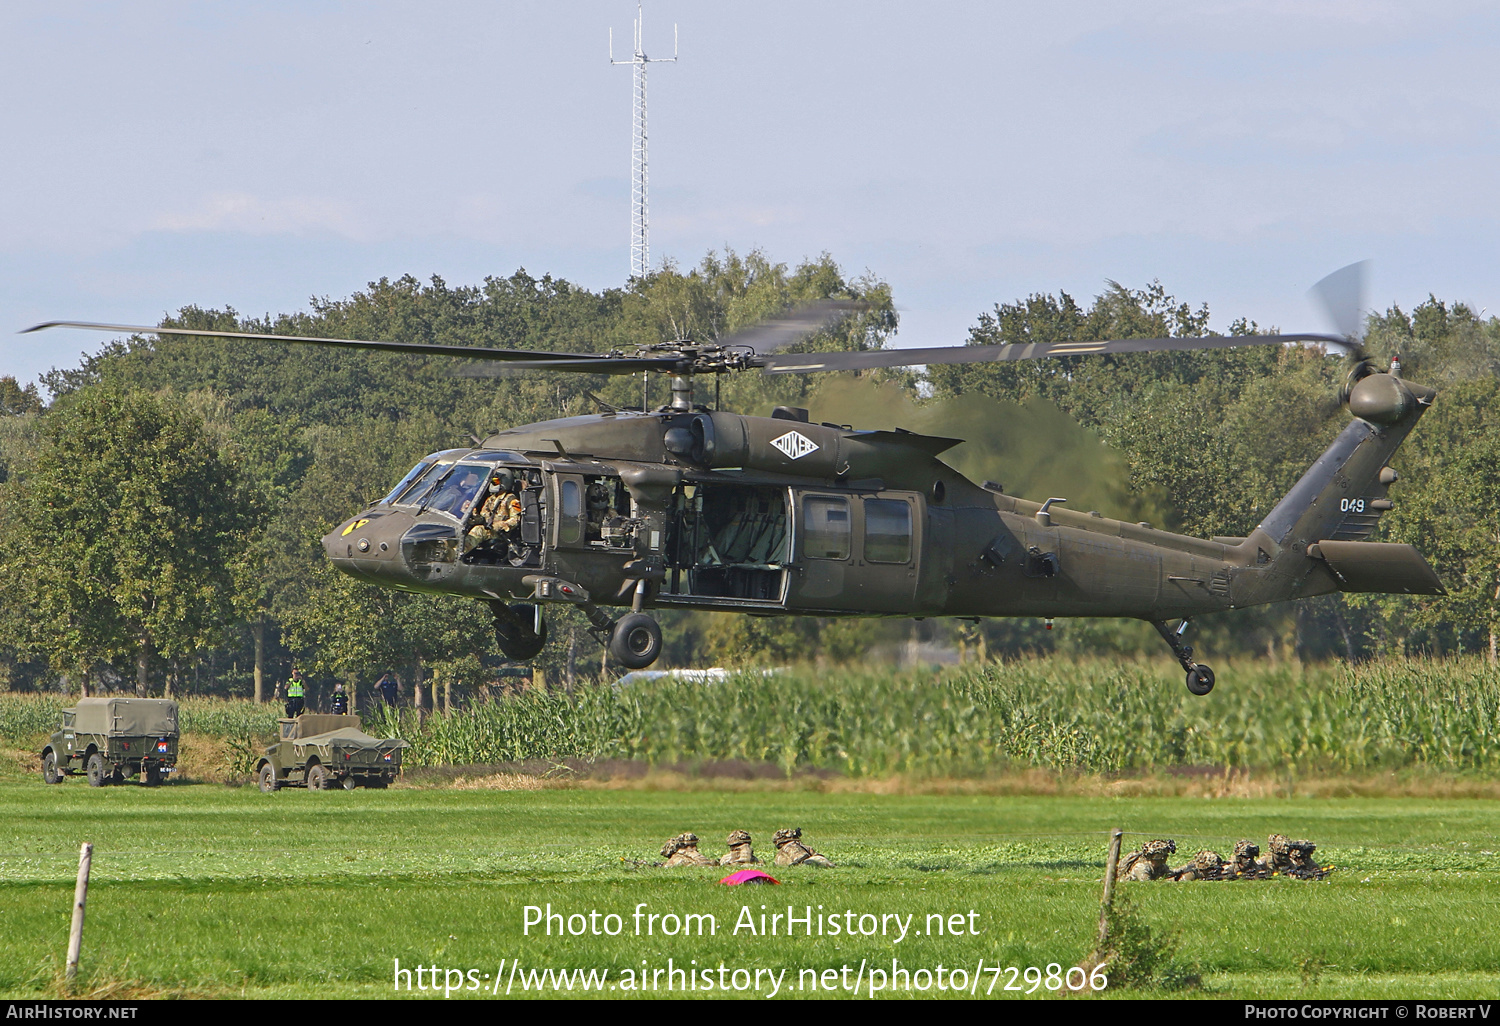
[258, 764, 278, 793]
[492, 602, 548, 662]
[608, 613, 663, 670]
[86, 752, 107, 787]
[1186, 665, 1216, 696]
[42, 751, 62, 784]
[307, 764, 328, 790]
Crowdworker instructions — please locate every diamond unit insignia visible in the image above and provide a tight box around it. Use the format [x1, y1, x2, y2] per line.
[770, 430, 819, 460]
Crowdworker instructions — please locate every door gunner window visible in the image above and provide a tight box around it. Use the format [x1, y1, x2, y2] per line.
[558, 479, 583, 545]
[863, 498, 912, 563]
[803, 497, 850, 560]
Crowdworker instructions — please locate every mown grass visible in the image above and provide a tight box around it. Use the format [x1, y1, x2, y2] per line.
[0, 784, 1497, 999]
[5, 656, 1499, 779]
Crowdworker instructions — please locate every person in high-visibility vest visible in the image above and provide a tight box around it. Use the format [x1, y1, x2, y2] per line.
[285, 669, 306, 718]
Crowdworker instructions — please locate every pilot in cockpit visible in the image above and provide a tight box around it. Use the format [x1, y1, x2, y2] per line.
[465, 470, 523, 554]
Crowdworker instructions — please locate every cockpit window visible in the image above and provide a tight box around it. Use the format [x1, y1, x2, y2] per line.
[390, 462, 448, 506]
[423, 464, 489, 520]
[383, 461, 435, 505]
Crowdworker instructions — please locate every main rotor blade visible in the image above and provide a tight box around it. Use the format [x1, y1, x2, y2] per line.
[717, 299, 865, 354]
[21, 320, 610, 364]
[1308, 261, 1369, 344]
[757, 332, 1354, 374]
[450, 355, 682, 376]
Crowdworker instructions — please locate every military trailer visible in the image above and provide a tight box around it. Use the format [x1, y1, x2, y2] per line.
[40, 697, 179, 787]
[255, 714, 408, 792]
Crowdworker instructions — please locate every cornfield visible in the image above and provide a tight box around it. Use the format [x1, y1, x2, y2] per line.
[4, 657, 1498, 776]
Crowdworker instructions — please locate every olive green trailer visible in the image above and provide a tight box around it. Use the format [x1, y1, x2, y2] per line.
[255, 714, 408, 792]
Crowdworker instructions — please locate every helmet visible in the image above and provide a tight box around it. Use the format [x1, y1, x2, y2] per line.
[493, 470, 515, 492]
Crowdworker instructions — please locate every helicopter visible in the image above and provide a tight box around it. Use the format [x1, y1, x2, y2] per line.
[28, 266, 1444, 695]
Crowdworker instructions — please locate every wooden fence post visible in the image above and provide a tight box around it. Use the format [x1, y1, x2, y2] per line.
[65, 842, 93, 988]
[1097, 828, 1123, 947]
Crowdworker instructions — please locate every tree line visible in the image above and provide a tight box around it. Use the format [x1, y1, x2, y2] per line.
[1, 250, 1496, 705]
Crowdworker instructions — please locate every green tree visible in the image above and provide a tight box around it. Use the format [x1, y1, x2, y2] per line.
[3, 386, 256, 694]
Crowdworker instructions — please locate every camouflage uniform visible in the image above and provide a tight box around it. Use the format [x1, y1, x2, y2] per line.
[1284, 839, 1330, 880]
[720, 829, 760, 866]
[465, 484, 523, 552]
[660, 832, 715, 867]
[1117, 839, 1176, 881]
[1256, 833, 1293, 874]
[1172, 849, 1226, 881]
[772, 828, 835, 868]
[1231, 840, 1267, 878]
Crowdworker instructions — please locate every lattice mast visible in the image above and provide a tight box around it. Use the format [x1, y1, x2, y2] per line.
[611, 3, 677, 279]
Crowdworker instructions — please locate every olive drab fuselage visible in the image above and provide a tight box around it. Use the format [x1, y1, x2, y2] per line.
[323, 378, 1438, 637]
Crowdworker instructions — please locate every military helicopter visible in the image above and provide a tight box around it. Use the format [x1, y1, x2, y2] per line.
[28, 265, 1443, 694]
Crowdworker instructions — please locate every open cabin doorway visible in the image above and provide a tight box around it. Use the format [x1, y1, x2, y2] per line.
[666, 481, 789, 602]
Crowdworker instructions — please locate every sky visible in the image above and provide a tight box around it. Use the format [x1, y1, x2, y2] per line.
[3, 1, 1498, 387]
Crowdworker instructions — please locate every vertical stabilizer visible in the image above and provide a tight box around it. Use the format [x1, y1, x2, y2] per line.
[1229, 373, 1435, 606]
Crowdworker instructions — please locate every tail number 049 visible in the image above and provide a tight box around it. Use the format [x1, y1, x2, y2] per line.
[1339, 498, 1367, 513]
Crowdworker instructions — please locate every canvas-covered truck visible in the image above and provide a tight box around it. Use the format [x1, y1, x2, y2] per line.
[255, 714, 408, 792]
[40, 697, 179, 787]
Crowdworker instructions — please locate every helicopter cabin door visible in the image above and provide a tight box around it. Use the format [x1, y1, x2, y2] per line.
[664, 481, 789, 605]
[787, 490, 921, 613]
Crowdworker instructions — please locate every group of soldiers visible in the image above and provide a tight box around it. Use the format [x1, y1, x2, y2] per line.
[1118, 833, 1331, 882]
[655, 828, 836, 868]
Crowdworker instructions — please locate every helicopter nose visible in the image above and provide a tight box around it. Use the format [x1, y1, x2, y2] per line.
[323, 512, 408, 582]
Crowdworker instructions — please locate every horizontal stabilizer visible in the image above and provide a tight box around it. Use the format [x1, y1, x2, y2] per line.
[1314, 540, 1445, 595]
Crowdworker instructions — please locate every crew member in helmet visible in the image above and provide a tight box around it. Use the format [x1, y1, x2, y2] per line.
[465, 471, 523, 553]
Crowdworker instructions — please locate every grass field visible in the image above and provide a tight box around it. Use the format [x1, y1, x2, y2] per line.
[4, 660, 1498, 1000]
[2, 778, 1498, 999]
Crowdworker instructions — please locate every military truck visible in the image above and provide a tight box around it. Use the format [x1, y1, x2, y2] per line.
[255, 714, 408, 792]
[40, 697, 179, 787]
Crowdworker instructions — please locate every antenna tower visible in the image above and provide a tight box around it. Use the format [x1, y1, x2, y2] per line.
[611, 3, 677, 279]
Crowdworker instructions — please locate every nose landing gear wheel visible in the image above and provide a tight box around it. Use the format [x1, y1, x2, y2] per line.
[608, 613, 663, 670]
[491, 602, 548, 662]
[1186, 665, 1216, 696]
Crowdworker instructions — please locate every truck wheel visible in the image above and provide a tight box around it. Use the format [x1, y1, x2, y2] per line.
[86, 753, 107, 787]
[342, 775, 357, 791]
[42, 751, 62, 784]
[143, 763, 161, 787]
[307, 764, 328, 790]
[257, 764, 279, 793]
